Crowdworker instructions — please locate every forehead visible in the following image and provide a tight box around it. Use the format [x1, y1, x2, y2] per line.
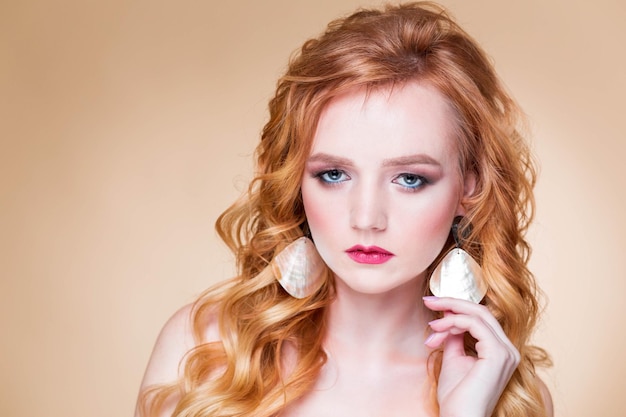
[311, 82, 459, 165]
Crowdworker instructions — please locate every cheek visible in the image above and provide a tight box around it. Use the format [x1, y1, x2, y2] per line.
[395, 190, 460, 256]
[403, 208, 452, 246]
[301, 182, 349, 258]
[301, 183, 329, 236]
[423, 211, 454, 252]
[425, 199, 457, 232]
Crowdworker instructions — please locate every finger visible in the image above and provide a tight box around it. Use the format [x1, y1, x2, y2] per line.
[423, 296, 510, 347]
[425, 311, 462, 349]
[440, 311, 466, 358]
[429, 313, 503, 350]
[429, 313, 519, 363]
[430, 313, 495, 344]
[424, 330, 449, 349]
[442, 332, 466, 361]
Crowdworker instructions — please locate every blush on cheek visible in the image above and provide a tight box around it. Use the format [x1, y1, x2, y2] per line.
[419, 209, 456, 255]
[301, 186, 325, 236]
[301, 183, 344, 267]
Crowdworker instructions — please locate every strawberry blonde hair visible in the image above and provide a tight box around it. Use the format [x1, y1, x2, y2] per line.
[140, 2, 550, 416]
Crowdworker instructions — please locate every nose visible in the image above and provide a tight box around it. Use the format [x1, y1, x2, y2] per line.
[349, 182, 387, 231]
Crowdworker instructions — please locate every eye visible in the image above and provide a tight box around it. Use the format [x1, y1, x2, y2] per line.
[316, 169, 349, 184]
[393, 173, 427, 190]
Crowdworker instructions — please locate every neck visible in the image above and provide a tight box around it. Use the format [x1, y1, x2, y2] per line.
[324, 275, 433, 359]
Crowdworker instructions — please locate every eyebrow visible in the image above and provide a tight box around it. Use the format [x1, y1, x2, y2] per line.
[306, 153, 353, 166]
[306, 153, 441, 167]
[382, 154, 441, 167]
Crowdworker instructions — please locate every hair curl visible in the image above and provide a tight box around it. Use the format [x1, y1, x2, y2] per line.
[140, 2, 550, 416]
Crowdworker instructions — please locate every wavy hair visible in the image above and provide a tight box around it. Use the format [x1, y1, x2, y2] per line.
[140, 2, 550, 416]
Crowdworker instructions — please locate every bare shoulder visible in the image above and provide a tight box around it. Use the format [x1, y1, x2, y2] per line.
[536, 376, 554, 417]
[138, 303, 220, 390]
[138, 304, 195, 391]
[135, 302, 222, 416]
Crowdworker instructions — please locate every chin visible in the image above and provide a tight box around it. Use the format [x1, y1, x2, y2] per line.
[332, 272, 424, 297]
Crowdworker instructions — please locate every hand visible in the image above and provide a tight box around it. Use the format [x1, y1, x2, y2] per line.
[422, 296, 520, 417]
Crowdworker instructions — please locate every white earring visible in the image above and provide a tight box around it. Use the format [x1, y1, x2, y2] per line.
[271, 237, 325, 299]
[429, 216, 487, 303]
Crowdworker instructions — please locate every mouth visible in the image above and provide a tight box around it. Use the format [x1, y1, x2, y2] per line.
[345, 245, 395, 264]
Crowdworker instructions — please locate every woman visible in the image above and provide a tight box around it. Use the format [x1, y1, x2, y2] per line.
[136, 2, 552, 416]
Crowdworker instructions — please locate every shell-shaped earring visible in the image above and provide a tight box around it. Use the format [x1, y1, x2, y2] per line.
[271, 237, 325, 299]
[429, 216, 487, 303]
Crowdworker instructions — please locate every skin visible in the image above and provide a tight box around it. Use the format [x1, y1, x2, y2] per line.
[288, 81, 517, 416]
[136, 81, 553, 416]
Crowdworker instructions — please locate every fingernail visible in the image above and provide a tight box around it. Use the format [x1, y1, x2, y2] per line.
[424, 333, 436, 345]
[422, 296, 439, 301]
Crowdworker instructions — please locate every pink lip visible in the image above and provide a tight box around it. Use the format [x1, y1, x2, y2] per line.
[345, 245, 395, 264]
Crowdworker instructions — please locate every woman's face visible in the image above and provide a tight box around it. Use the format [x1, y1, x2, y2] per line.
[300, 81, 473, 296]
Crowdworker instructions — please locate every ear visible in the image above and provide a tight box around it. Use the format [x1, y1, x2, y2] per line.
[456, 172, 476, 216]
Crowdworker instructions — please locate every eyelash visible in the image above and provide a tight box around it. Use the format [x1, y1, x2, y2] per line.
[314, 169, 350, 185]
[392, 173, 429, 191]
[313, 169, 429, 191]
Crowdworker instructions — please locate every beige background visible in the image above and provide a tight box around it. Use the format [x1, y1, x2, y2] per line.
[2, 0, 625, 416]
